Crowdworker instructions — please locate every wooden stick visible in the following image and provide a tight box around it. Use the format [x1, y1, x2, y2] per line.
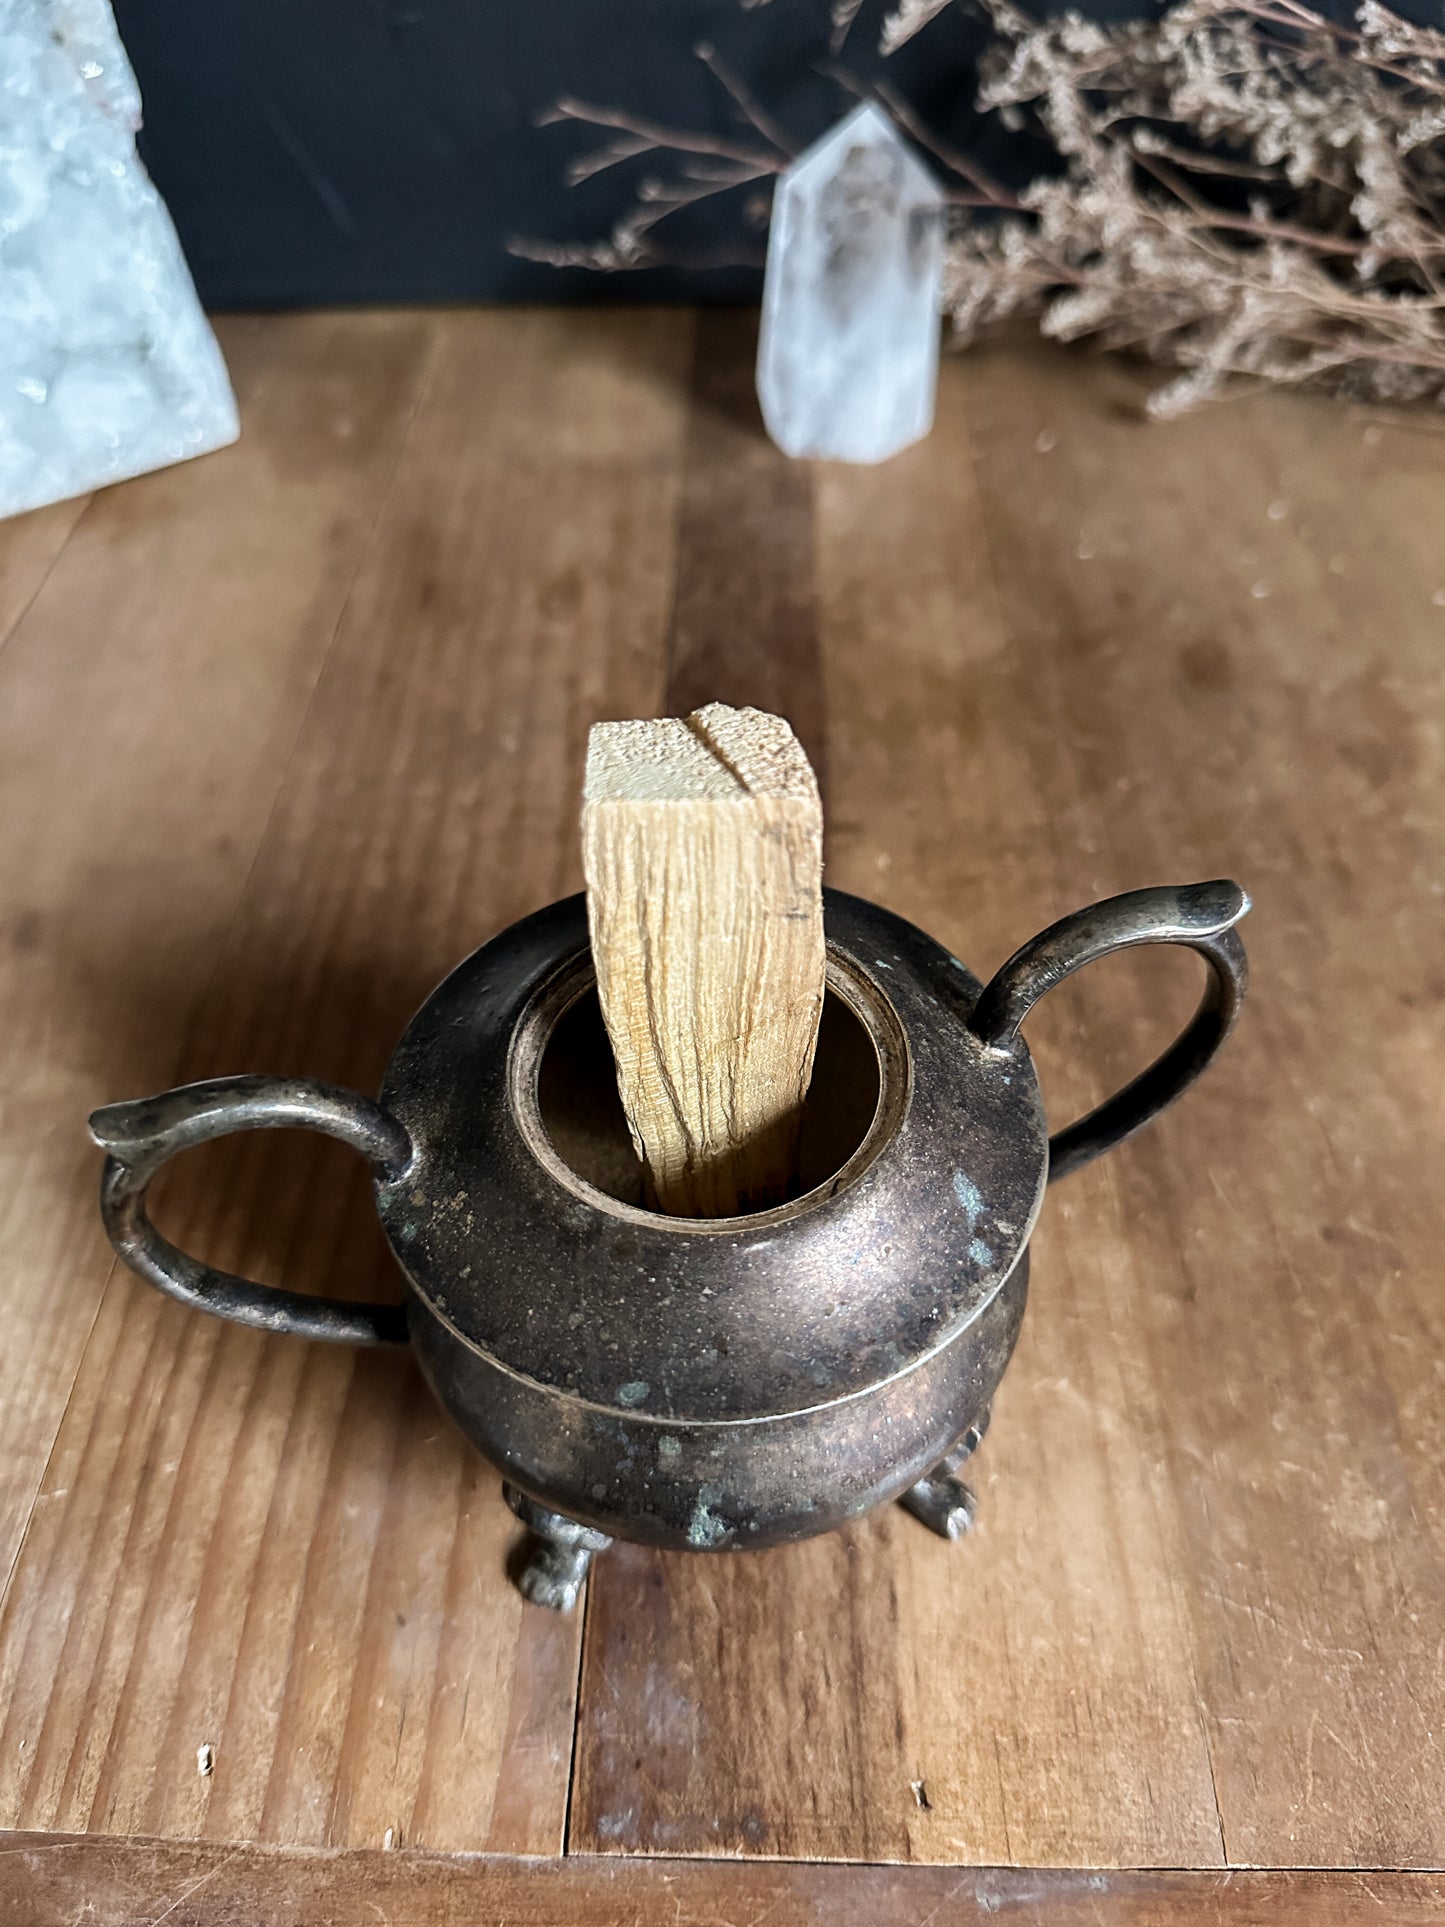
[583, 703, 825, 1217]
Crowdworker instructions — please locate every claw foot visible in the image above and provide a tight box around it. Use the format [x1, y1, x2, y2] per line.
[504, 1484, 611, 1612]
[900, 1471, 977, 1539]
[899, 1411, 989, 1540]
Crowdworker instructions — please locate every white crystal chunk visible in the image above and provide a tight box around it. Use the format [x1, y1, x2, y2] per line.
[1, 0, 239, 520]
[757, 102, 945, 465]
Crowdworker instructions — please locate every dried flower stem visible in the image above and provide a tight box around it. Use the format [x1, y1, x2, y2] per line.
[539, 97, 778, 173]
[519, 0, 1445, 414]
[822, 62, 1022, 205]
[695, 41, 799, 156]
[942, 0, 1445, 414]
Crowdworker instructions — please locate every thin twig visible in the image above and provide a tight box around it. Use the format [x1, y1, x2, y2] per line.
[539, 98, 779, 172]
[567, 135, 657, 186]
[694, 41, 799, 156]
[823, 61, 1022, 206]
[1132, 151, 1370, 257]
[830, 0, 868, 56]
[1129, 129, 1277, 181]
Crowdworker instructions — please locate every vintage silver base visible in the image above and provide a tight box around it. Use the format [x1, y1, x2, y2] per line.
[504, 1411, 992, 1611]
[88, 882, 1248, 1610]
[505, 1486, 613, 1612]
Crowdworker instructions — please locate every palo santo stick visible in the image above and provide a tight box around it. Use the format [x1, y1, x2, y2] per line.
[583, 703, 825, 1217]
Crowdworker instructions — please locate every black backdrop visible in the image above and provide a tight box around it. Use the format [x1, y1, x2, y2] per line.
[113, 0, 1420, 308]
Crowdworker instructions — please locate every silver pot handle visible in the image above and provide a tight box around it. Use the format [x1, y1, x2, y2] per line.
[89, 1075, 415, 1344]
[968, 880, 1249, 1184]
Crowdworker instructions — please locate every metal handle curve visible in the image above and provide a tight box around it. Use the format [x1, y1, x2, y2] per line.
[969, 880, 1250, 1185]
[88, 1075, 415, 1344]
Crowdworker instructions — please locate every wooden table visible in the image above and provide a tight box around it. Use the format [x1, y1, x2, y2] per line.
[0, 309, 1441, 1924]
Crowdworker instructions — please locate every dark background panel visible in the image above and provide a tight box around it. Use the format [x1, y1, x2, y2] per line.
[114, 0, 1418, 308]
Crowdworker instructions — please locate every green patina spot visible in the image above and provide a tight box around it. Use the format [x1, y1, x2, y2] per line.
[688, 1482, 730, 1548]
[617, 1380, 649, 1407]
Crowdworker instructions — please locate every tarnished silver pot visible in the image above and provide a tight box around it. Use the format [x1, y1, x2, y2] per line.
[90, 882, 1248, 1609]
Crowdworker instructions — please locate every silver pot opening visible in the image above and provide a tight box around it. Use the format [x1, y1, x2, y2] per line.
[511, 944, 910, 1231]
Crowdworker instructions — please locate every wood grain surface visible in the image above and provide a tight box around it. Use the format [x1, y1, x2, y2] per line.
[571, 334, 1228, 1866]
[583, 704, 825, 1214]
[0, 314, 434, 1580]
[0, 308, 1440, 1898]
[6, 1836, 1445, 1927]
[957, 345, 1445, 1870]
[0, 308, 691, 1851]
[569, 322, 1445, 1867]
[663, 312, 827, 784]
[0, 495, 90, 644]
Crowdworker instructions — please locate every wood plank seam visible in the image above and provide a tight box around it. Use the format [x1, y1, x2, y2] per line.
[0, 308, 695, 1853]
[0, 313, 1440, 1874]
[6, 1833, 1445, 1924]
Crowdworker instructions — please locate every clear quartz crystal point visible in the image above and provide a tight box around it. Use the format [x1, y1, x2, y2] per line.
[0, 0, 239, 519]
[757, 101, 945, 465]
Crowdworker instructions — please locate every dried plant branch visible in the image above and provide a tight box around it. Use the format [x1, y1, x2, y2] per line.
[566, 135, 657, 187]
[510, 161, 774, 271]
[1128, 127, 1276, 181]
[694, 40, 799, 156]
[516, 78, 789, 271]
[538, 98, 777, 173]
[939, 0, 1445, 414]
[830, 0, 868, 55]
[880, 0, 953, 54]
[821, 62, 1022, 205]
[520, 0, 1445, 414]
